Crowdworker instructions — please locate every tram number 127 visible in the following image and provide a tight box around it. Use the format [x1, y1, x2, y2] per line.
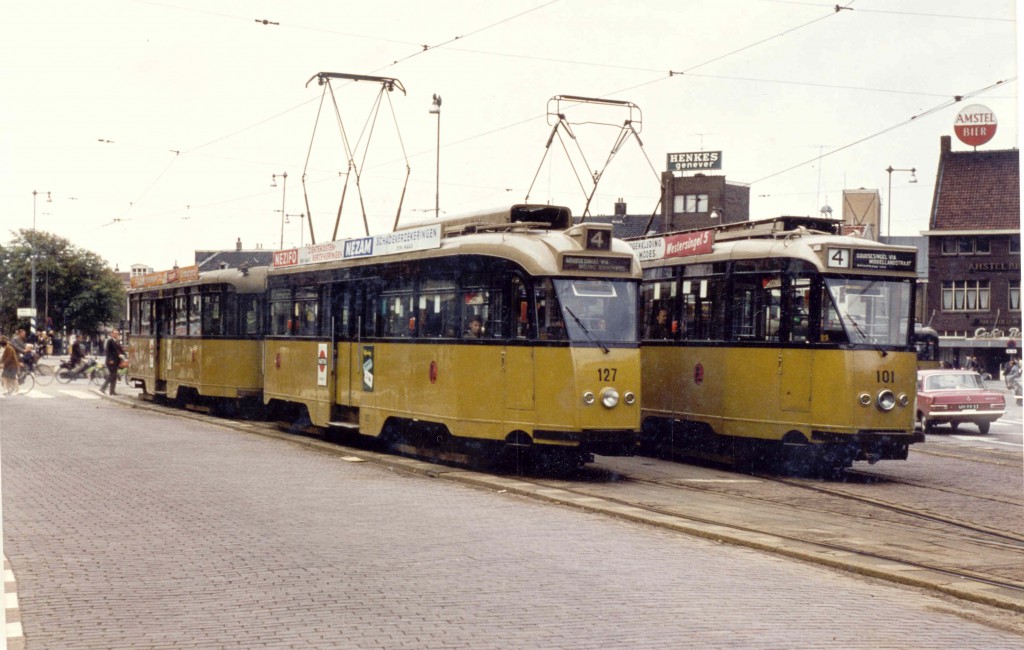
[598, 368, 618, 381]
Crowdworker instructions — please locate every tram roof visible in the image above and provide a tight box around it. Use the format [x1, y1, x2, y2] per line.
[129, 264, 269, 294]
[268, 204, 639, 278]
[640, 228, 918, 275]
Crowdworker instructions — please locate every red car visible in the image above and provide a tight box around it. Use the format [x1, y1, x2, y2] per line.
[916, 369, 1006, 434]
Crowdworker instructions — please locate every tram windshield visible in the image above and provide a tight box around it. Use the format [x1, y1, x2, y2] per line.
[823, 277, 912, 347]
[551, 278, 637, 344]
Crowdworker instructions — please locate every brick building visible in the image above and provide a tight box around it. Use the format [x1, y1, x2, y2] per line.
[923, 135, 1021, 375]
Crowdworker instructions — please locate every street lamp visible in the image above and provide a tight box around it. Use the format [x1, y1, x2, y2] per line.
[429, 94, 441, 219]
[271, 172, 287, 248]
[885, 166, 917, 242]
[30, 190, 52, 335]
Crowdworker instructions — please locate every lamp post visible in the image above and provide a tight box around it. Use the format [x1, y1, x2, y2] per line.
[429, 94, 441, 219]
[30, 190, 52, 334]
[271, 172, 288, 248]
[885, 166, 917, 242]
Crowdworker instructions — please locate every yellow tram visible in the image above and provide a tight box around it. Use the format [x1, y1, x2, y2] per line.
[127, 264, 267, 415]
[630, 217, 924, 472]
[264, 204, 642, 465]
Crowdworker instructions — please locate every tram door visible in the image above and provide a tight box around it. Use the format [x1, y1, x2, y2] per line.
[331, 282, 355, 408]
[153, 294, 169, 392]
[503, 274, 535, 416]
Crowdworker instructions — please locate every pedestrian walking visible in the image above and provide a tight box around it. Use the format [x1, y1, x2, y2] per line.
[100, 329, 125, 395]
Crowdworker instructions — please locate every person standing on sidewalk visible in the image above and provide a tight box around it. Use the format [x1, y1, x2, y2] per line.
[1, 336, 21, 395]
[100, 329, 125, 395]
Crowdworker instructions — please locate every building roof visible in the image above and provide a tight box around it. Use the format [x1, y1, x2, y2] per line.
[930, 136, 1020, 231]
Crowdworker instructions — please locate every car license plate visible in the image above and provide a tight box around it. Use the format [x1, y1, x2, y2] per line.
[960, 404, 978, 410]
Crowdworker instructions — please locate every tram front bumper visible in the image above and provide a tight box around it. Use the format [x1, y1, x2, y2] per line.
[533, 429, 641, 456]
[811, 430, 925, 461]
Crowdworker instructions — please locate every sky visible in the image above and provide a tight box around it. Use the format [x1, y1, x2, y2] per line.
[1, 0, 1018, 273]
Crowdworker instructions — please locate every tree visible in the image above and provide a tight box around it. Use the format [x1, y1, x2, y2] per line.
[0, 229, 126, 336]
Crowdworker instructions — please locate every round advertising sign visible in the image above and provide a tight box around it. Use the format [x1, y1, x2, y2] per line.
[954, 104, 997, 147]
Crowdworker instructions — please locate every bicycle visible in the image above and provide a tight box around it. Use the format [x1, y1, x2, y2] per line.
[32, 361, 56, 386]
[12, 366, 35, 395]
[90, 363, 130, 388]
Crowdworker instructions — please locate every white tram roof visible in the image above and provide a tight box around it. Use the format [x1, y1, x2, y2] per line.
[640, 227, 918, 276]
[129, 264, 269, 294]
[270, 204, 640, 278]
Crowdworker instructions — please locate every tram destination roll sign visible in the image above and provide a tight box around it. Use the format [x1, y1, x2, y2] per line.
[828, 247, 915, 272]
[667, 151, 722, 172]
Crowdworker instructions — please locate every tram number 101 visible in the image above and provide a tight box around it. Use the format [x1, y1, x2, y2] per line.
[876, 370, 896, 383]
[597, 368, 618, 382]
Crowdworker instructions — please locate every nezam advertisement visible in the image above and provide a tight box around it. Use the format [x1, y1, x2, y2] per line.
[273, 224, 442, 268]
[629, 230, 715, 262]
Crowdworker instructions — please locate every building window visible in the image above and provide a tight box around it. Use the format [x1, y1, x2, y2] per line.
[1010, 235, 1020, 255]
[673, 194, 708, 214]
[1010, 279, 1020, 311]
[941, 280, 990, 312]
[942, 236, 993, 255]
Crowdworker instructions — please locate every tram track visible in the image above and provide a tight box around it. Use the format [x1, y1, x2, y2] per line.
[758, 474, 1024, 547]
[519, 473, 1024, 597]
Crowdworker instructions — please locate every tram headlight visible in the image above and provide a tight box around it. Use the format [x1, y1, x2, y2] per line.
[623, 391, 636, 405]
[897, 393, 910, 408]
[601, 388, 620, 408]
[858, 393, 872, 407]
[582, 391, 596, 405]
[877, 389, 897, 412]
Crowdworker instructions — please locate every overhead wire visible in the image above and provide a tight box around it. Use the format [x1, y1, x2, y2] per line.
[111, 0, 1013, 232]
[750, 76, 1017, 185]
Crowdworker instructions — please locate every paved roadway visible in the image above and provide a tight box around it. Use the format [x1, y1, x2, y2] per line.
[1, 381, 1022, 648]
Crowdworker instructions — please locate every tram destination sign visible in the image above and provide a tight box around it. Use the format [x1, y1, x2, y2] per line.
[273, 224, 442, 269]
[827, 247, 915, 272]
[561, 255, 632, 273]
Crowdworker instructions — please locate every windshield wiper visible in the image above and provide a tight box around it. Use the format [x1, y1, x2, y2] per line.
[848, 316, 887, 357]
[564, 306, 609, 354]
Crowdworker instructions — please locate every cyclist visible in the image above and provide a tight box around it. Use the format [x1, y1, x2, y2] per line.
[69, 336, 87, 373]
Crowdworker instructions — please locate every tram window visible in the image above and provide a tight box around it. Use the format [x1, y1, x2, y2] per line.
[420, 279, 458, 338]
[381, 292, 416, 338]
[269, 289, 292, 336]
[174, 293, 188, 336]
[202, 294, 223, 336]
[293, 288, 319, 337]
[730, 275, 779, 342]
[820, 287, 848, 343]
[188, 292, 202, 336]
[510, 275, 534, 340]
[242, 297, 260, 336]
[679, 277, 724, 340]
[641, 278, 678, 340]
[160, 298, 174, 337]
[461, 288, 495, 338]
[534, 279, 566, 341]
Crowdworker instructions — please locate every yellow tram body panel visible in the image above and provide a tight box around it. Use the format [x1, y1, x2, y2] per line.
[265, 338, 640, 446]
[129, 335, 262, 400]
[641, 345, 917, 441]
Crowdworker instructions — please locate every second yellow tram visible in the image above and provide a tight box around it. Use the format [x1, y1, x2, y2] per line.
[631, 217, 925, 473]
